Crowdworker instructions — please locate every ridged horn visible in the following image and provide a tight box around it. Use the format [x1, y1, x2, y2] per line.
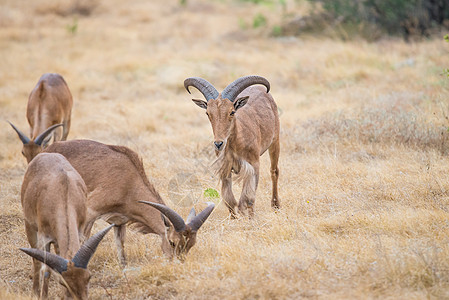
[221, 75, 270, 102]
[8, 121, 30, 144]
[34, 123, 63, 146]
[184, 77, 219, 101]
[72, 224, 114, 269]
[139, 201, 186, 232]
[20, 248, 68, 274]
[188, 203, 215, 231]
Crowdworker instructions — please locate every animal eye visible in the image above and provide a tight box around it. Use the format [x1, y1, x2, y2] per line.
[170, 240, 176, 247]
[205, 112, 209, 117]
[230, 111, 235, 116]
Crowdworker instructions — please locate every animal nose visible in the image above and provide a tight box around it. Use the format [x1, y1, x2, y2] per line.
[214, 141, 224, 150]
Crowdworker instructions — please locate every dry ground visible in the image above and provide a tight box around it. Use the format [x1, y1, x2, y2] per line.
[1, 0, 449, 299]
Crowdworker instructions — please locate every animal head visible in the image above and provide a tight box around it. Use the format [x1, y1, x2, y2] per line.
[139, 201, 215, 261]
[185, 75, 270, 152]
[8, 122, 63, 163]
[20, 224, 113, 300]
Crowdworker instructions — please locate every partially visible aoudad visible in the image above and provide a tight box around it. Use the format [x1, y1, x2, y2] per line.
[9, 73, 73, 163]
[20, 152, 112, 300]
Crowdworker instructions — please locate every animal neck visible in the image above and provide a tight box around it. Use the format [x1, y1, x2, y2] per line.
[55, 216, 82, 260]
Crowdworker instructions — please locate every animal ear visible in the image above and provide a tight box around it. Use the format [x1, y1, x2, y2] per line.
[186, 207, 196, 224]
[162, 214, 171, 228]
[233, 96, 249, 111]
[41, 135, 52, 148]
[34, 123, 63, 146]
[192, 99, 207, 110]
[187, 202, 215, 231]
[38, 81, 45, 98]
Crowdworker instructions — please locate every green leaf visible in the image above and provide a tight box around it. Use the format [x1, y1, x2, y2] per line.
[204, 188, 220, 199]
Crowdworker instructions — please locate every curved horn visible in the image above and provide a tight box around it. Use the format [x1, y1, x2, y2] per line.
[139, 201, 186, 232]
[8, 121, 30, 144]
[221, 75, 270, 102]
[72, 224, 114, 269]
[184, 77, 219, 101]
[34, 123, 63, 146]
[20, 248, 68, 274]
[188, 203, 215, 231]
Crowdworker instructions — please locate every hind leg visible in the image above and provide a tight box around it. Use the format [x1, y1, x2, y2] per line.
[269, 139, 281, 209]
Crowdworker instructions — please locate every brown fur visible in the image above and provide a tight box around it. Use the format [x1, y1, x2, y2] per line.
[44, 139, 206, 265]
[193, 85, 281, 218]
[11, 73, 73, 163]
[27, 73, 72, 142]
[21, 153, 89, 299]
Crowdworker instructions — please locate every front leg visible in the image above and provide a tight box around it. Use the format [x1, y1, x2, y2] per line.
[114, 225, 127, 267]
[269, 139, 281, 209]
[221, 174, 238, 218]
[238, 161, 259, 218]
[37, 242, 51, 300]
[25, 222, 42, 298]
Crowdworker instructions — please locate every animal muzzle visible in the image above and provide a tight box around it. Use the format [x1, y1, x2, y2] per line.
[214, 141, 224, 151]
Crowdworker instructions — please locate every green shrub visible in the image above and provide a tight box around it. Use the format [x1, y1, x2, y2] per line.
[309, 0, 449, 38]
[253, 13, 267, 28]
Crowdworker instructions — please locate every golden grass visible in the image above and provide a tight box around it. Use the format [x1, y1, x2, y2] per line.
[1, 0, 449, 298]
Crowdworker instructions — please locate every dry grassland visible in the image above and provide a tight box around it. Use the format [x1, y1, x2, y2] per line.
[1, 0, 449, 299]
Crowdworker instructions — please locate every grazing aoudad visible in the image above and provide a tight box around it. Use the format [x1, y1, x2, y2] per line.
[185, 75, 280, 217]
[20, 152, 112, 299]
[8, 73, 73, 163]
[44, 139, 215, 265]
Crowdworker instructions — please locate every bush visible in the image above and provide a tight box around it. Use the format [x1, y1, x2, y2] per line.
[308, 0, 449, 38]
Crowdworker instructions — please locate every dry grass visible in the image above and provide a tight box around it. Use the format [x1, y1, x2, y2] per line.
[1, 0, 449, 299]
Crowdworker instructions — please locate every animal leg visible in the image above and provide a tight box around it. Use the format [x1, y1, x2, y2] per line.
[269, 139, 281, 209]
[37, 241, 51, 300]
[61, 119, 70, 141]
[25, 222, 41, 297]
[221, 174, 238, 218]
[238, 162, 259, 218]
[82, 220, 94, 241]
[114, 225, 127, 267]
[52, 125, 63, 143]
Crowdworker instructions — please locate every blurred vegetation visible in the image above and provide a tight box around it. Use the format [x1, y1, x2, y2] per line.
[309, 0, 449, 39]
[253, 13, 268, 28]
[445, 34, 449, 77]
[234, 0, 449, 40]
[66, 18, 78, 35]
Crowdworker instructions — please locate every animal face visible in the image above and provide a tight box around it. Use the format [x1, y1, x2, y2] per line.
[9, 122, 62, 163]
[166, 225, 197, 261]
[22, 142, 45, 163]
[60, 264, 91, 300]
[193, 96, 249, 152]
[139, 201, 215, 262]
